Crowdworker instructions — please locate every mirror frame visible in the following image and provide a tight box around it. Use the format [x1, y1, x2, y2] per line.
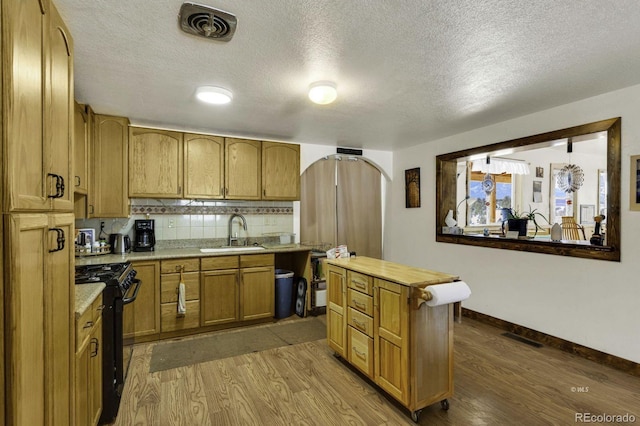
[435, 117, 621, 261]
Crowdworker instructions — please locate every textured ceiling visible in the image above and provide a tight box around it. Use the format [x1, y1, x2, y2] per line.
[54, 0, 640, 151]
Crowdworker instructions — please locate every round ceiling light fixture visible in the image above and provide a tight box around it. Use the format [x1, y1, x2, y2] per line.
[308, 81, 337, 105]
[195, 86, 233, 104]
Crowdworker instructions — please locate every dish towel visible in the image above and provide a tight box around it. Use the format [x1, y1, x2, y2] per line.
[177, 270, 187, 315]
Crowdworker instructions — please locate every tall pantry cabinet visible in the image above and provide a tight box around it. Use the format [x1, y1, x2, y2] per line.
[2, 0, 76, 424]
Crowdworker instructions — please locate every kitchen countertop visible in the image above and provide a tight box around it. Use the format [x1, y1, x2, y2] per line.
[324, 256, 459, 287]
[74, 282, 105, 317]
[75, 244, 312, 266]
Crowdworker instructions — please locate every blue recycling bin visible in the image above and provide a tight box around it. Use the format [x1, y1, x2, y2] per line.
[274, 269, 295, 319]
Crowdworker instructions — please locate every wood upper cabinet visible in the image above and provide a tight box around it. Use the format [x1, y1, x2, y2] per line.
[74, 102, 89, 194]
[125, 133, 300, 201]
[225, 138, 262, 200]
[3, 0, 73, 212]
[129, 127, 184, 198]
[90, 114, 130, 218]
[374, 278, 410, 406]
[46, 3, 74, 212]
[262, 142, 300, 200]
[326, 264, 347, 357]
[124, 261, 160, 339]
[5, 212, 74, 426]
[183, 133, 224, 199]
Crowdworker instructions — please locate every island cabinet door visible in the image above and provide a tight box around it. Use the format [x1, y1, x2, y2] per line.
[201, 269, 239, 326]
[325, 264, 347, 356]
[374, 279, 410, 406]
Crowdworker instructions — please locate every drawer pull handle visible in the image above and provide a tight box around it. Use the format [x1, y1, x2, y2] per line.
[353, 300, 366, 310]
[83, 321, 94, 329]
[96, 304, 105, 312]
[352, 318, 366, 331]
[353, 280, 366, 289]
[90, 338, 99, 357]
[353, 347, 366, 360]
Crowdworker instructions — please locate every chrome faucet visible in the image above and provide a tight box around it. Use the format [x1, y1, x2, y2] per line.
[228, 213, 248, 246]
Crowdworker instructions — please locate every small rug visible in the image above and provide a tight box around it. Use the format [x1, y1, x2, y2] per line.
[149, 317, 326, 373]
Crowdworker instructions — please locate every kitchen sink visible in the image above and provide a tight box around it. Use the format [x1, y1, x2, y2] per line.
[200, 246, 266, 253]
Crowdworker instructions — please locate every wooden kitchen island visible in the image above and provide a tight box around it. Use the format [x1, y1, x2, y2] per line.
[324, 256, 460, 423]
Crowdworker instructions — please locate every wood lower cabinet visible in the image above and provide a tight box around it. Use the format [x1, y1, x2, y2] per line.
[4, 213, 74, 426]
[90, 114, 130, 218]
[324, 257, 458, 422]
[326, 264, 347, 356]
[75, 297, 103, 426]
[346, 270, 374, 378]
[201, 266, 239, 326]
[160, 258, 200, 332]
[240, 265, 275, 321]
[129, 127, 183, 198]
[374, 278, 410, 405]
[201, 254, 275, 325]
[124, 261, 160, 339]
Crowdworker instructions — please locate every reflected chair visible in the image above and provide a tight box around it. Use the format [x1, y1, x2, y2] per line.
[561, 216, 586, 240]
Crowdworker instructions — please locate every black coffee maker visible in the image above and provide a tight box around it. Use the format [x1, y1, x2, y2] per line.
[133, 219, 156, 252]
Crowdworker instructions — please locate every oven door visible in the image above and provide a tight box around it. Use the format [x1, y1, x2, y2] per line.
[118, 278, 141, 386]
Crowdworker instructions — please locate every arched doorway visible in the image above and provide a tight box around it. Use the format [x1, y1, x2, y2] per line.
[300, 156, 383, 258]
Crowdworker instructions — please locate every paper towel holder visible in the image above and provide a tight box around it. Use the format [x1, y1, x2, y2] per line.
[416, 281, 470, 309]
[416, 288, 434, 309]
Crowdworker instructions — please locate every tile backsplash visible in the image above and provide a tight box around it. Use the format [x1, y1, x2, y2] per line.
[75, 199, 294, 247]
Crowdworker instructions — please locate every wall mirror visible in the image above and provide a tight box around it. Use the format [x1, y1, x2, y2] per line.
[436, 117, 620, 261]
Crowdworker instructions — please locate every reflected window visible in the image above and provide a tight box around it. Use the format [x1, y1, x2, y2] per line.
[468, 172, 512, 225]
[550, 163, 577, 224]
[598, 169, 607, 217]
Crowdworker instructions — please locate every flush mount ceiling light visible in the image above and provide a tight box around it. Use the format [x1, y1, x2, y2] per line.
[308, 81, 337, 105]
[195, 86, 233, 104]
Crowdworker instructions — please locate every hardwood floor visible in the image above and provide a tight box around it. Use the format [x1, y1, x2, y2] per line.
[114, 317, 639, 425]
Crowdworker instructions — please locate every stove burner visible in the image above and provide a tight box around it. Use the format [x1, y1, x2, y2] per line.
[75, 262, 131, 286]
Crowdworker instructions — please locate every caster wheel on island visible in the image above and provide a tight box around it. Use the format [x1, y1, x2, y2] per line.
[411, 409, 422, 423]
[440, 399, 450, 410]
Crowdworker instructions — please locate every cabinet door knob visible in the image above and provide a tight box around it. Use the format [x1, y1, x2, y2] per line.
[75, 176, 81, 187]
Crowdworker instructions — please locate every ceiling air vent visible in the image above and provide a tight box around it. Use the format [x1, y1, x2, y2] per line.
[178, 2, 237, 42]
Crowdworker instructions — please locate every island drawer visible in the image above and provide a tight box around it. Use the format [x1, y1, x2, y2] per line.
[348, 326, 373, 378]
[348, 288, 373, 316]
[161, 258, 200, 273]
[348, 307, 373, 337]
[347, 271, 373, 295]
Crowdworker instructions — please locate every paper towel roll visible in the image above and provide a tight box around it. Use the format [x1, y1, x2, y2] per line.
[425, 281, 471, 307]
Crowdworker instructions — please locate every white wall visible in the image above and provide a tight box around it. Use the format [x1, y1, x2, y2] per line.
[386, 83, 640, 363]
